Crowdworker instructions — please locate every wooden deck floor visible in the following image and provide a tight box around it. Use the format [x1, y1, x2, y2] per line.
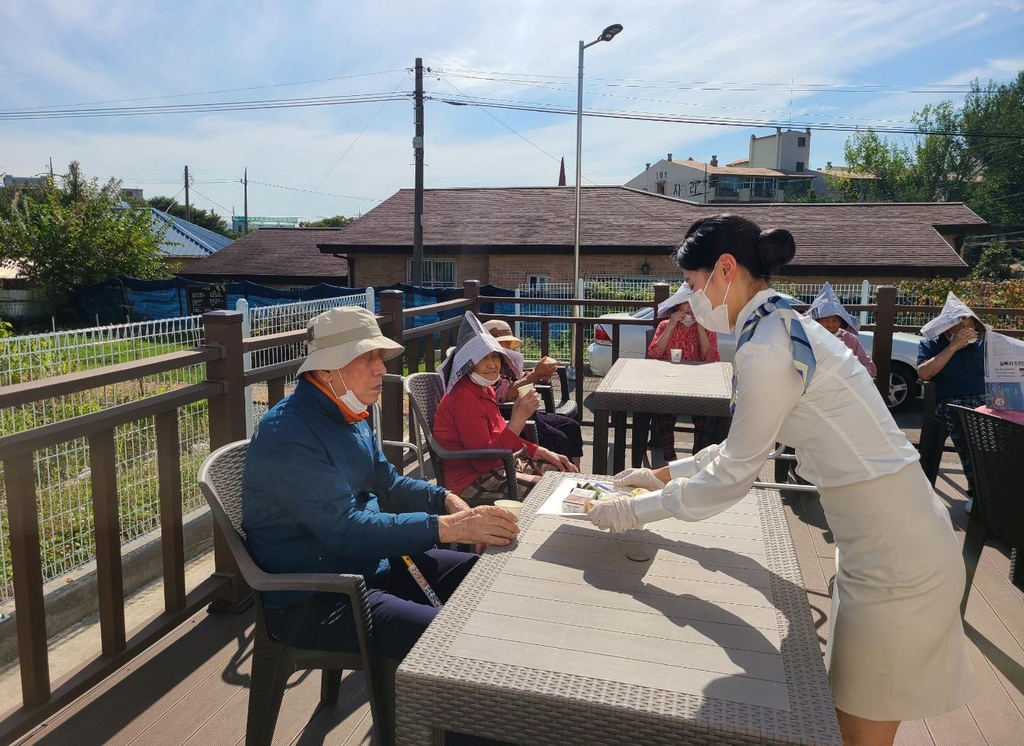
[12, 426, 1024, 746]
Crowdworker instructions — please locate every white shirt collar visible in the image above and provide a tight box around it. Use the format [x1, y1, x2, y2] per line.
[733, 288, 777, 334]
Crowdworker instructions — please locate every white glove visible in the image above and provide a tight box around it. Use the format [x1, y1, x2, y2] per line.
[613, 467, 665, 493]
[588, 497, 642, 533]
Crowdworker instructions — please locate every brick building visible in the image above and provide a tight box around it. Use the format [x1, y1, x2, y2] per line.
[316, 186, 986, 288]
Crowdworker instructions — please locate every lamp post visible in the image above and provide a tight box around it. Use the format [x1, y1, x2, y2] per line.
[572, 23, 622, 376]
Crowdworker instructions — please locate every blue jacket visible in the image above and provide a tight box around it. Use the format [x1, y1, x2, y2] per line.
[242, 378, 448, 609]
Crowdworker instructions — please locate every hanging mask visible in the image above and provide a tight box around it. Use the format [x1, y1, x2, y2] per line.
[328, 375, 369, 416]
[680, 314, 696, 327]
[469, 371, 499, 386]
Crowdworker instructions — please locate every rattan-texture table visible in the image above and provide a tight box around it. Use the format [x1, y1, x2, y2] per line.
[395, 472, 841, 745]
[593, 358, 734, 474]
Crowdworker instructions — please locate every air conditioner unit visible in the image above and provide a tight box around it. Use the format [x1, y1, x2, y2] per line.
[738, 188, 751, 202]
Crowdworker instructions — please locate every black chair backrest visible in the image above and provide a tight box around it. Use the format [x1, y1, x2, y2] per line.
[645, 328, 656, 356]
[949, 405, 1024, 546]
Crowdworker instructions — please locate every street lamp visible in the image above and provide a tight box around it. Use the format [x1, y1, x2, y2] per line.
[572, 23, 622, 374]
[573, 24, 623, 295]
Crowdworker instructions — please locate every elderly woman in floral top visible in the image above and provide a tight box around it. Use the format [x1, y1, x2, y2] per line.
[646, 283, 721, 461]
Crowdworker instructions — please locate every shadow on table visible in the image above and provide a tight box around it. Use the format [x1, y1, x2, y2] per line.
[566, 528, 830, 736]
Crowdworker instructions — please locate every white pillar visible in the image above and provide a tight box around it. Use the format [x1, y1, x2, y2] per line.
[514, 288, 521, 341]
[236, 298, 254, 438]
[860, 279, 870, 327]
[364, 286, 375, 313]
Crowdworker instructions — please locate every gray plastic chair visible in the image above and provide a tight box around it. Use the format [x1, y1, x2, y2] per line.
[198, 440, 398, 746]
[405, 371, 522, 503]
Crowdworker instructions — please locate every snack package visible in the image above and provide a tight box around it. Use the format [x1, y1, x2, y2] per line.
[562, 488, 596, 514]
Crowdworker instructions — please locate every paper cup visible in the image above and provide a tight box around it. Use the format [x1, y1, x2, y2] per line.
[670, 349, 682, 363]
[494, 499, 522, 520]
[518, 382, 535, 398]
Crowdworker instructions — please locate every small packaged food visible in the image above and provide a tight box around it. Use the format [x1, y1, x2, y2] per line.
[562, 487, 596, 514]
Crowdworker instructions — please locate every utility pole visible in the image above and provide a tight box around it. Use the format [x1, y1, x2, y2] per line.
[241, 168, 249, 234]
[184, 165, 191, 221]
[411, 57, 425, 286]
[48, 158, 54, 182]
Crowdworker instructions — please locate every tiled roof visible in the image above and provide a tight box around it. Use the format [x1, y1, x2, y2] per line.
[151, 209, 235, 258]
[669, 159, 814, 178]
[177, 227, 350, 282]
[320, 186, 985, 275]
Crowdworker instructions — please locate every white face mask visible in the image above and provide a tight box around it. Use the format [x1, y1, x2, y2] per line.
[327, 375, 369, 415]
[688, 261, 733, 334]
[680, 314, 695, 327]
[469, 370, 499, 387]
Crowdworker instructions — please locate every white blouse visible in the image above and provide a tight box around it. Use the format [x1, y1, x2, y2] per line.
[631, 288, 920, 525]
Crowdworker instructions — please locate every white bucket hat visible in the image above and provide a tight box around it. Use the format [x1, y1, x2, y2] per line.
[296, 306, 404, 375]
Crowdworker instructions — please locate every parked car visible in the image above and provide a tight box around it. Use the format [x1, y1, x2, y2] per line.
[588, 307, 923, 410]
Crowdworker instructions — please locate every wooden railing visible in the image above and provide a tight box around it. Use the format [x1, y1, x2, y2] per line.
[2, 280, 1023, 741]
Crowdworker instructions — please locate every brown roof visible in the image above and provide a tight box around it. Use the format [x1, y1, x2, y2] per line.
[668, 159, 814, 178]
[176, 228, 350, 283]
[320, 186, 985, 277]
[821, 167, 877, 181]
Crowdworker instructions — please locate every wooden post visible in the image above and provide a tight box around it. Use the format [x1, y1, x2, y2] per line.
[872, 286, 896, 404]
[463, 279, 481, 315]
[202, 310, 252, 613]
[89, 428, 126, 655]
[156, 410, 186, 612]
[380, 290, 406, 465]
[652, 283, 670, 318]
[5, 454, 50, 707]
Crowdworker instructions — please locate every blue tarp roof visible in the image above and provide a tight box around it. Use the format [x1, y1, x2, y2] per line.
[151, 208, 234, 258]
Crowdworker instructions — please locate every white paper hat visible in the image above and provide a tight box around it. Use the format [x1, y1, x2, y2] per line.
[657, 282, 695, 318]
[920, 291, 981, 340]
[808, 282, 861, 332]
[438, 311, 521, 392]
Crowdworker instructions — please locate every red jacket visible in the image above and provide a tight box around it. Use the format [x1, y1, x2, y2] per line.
[433, 376, 539, 494]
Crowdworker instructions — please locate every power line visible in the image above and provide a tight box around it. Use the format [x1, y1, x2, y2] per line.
[1, 69, 405, 114]
[247, 179, 381, 202]
[427, 93, 1024, 139]
[295, 72, 410, 213]
[0, 92, 412, 121]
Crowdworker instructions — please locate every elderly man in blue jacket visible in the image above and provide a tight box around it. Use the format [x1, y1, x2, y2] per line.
[242, 305, 518, 659]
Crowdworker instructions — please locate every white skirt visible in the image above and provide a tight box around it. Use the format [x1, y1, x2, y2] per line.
[820, 463, 978, 721]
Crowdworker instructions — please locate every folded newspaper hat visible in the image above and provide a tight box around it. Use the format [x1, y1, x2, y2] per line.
[808, 282, 861, 332]
[920, 291, 980, 340]
[439, 311, 520, 392]
[296, 306, 404, 375]
[657, 282, 695, 318]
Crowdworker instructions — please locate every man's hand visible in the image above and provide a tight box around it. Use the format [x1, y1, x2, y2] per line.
[588, 496, 642, 533]
[438, 505, 520, 546]
[613, 467, 666, 492]
[444, 493, 471, 514]
[950, 326, 978, 351]
[534, 447, 579, 473]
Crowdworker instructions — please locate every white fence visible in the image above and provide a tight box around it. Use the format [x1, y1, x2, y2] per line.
[0, 292, 371, 606]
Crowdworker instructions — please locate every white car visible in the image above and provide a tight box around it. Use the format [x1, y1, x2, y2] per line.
[588, 307, 923, 410]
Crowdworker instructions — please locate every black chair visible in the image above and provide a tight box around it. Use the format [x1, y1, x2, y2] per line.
[948, 405, 1024, 617]
[198, 440, 399, 746]
[406, 371, 530, 503]
[918, 380, 947, 486]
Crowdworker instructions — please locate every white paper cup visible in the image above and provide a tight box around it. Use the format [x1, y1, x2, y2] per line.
[670, 349, 682, 363]
[518, 382, 535, 398]
[494, 499, 522, 520]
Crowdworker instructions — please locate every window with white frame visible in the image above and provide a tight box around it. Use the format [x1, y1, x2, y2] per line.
[407, 258, 457, 287]
[526, 274, 549, 289]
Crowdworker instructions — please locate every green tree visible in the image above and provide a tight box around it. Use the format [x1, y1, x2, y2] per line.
[970, 241, 1022, 280]
[0, 162, 168, 312]
[144, 196, 238, 237]
[299, 215, 353, 228]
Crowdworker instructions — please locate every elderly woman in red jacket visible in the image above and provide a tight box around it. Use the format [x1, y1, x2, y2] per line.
[434, 312, 577, 504]
[646, 283, 721, 461]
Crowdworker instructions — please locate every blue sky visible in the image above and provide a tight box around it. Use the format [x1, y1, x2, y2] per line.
[1, 0, 1022, 222]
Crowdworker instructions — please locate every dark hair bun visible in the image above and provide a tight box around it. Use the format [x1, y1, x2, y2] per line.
[757, 228, 796, 274]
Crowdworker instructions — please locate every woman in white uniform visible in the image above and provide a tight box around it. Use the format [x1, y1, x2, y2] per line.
[588, 215, 976, 746]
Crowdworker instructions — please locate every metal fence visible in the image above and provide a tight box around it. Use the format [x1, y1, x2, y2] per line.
[239, 290, 374, 433]
[0, 292, 370, 606]
[0, 317, 207, 605]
